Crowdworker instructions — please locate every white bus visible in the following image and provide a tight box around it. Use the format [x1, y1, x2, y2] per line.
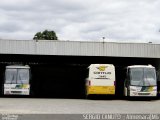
[124, 65, 157, 97]
[3, 65, 31, 95]
[85, 64, 116, 97]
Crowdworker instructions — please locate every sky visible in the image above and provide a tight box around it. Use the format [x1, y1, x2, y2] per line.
[0, 0, 160, 43]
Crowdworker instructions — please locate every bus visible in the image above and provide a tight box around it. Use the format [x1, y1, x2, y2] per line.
[124, 65, 157, 97]
[3, 65, 31, 95]
[85, 64, 116, 97]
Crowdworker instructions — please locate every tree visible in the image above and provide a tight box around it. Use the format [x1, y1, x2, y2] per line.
[33, 30, 58, 40]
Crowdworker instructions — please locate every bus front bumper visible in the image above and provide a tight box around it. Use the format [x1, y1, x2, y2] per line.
[130, 91, 157, 97]
[87, 86, 115, 95]
[4, 84, 30, 95]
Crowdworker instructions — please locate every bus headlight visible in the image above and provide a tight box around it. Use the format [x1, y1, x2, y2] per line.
[153, 87, 157, 91]
[130, 86, 137, 91]
[130, 88, 136, 91]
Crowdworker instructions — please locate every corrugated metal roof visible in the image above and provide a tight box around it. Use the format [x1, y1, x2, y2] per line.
[0, 39, 160, 58]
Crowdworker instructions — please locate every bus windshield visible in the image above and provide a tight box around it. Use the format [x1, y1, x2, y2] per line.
[130, 68, 156, 86]
[5, 68, 29, 84]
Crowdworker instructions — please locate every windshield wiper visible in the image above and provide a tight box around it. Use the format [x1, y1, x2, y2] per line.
[11, 75, 15, 84]
[144, 77, 156, 86]
[144, 78, 151, 86]
[18, 74, 23, 84]
[131, 80, 143, 86]
[137, 79, 143, 86]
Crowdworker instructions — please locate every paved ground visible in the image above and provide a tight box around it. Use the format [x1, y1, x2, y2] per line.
[0, 98, 159, 114]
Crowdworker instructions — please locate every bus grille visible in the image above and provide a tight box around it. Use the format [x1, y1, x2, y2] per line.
[138, 93, 150, 95]
[11, 91, 22, 94]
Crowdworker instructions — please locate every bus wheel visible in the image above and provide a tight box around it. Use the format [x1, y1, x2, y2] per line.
[30, 91, 35, 98]
[84, 87, 88, 99]
[86, 94, 91, 99]
[85, 93, 89, 99]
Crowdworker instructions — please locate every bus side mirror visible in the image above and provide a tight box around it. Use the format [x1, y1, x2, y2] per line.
[156, 71, 160, 82]
[124, 80, 127, 87]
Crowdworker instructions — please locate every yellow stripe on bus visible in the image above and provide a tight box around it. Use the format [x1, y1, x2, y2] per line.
[86, 86, 115, 95]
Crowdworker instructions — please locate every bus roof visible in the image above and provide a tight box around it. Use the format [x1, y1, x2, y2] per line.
[127, 65, 154, 69]
[6, 65, 30, 69]
[89, 64, 115, 68]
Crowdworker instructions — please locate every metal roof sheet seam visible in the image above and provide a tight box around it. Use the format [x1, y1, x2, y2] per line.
[0, 39, 160, 58]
